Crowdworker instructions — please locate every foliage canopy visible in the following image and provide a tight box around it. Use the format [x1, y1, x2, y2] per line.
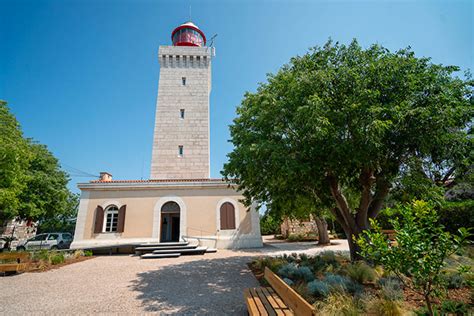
[222, 39, 473, 260]
[0, 100, 77, 228]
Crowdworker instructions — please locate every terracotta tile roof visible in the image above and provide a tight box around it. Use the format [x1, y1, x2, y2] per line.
[90, 178, 228, 184]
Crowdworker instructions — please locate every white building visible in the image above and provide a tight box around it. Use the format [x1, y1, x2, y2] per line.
[71, 21, 262, 250]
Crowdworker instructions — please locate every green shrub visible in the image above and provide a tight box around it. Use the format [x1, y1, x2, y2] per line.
[324, 273, 362, 295]
[34, 249, 50, 262]
[297, 266, 315, 282]
[307, 279, 330, 297]
[378, 277, 403, 301]
[73, 249, 85, 259]
[281, 253, 297, 263]
[50, 252, 65, 265]
[415, 300, 471, 316]
[365, 296, 405, 316]
[278, 263, 298, 279]
[316, 292, 362, 315]
[84, 250, 93, 256]
[253, 256, 287, 272]
[37, 259, 49, 270]
[283, 278, 294, 286]
[345, 261, 378, 284]
[442, 272, 466, 289]
[299, 253, 309, 262]
[260, 213, 282, 235]
[357, 200, 472, 315]
[293, 282, 312, 303]
[320, 250, 341, 268]
[278, 263, 315, 282]
[302, 252, 342, 273]
[440, 300, 470, 315]
[253, 257, 270, 270]
[439, 200, 474, 239]
[287, 234, 305, 242]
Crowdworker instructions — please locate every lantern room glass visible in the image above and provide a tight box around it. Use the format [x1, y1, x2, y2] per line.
[172, 28, 205, 47]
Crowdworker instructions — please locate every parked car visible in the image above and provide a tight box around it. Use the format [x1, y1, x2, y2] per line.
[16, 233, 73, 251]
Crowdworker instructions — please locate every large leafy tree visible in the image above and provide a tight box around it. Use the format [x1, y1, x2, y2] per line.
[0, 100, 30, 224]
[18, 141, 75, 222]
[0, 100, 77, 229]
[222, 40, 473, 261]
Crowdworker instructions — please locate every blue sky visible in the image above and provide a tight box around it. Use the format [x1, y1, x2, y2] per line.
[1, 0, 472, 193]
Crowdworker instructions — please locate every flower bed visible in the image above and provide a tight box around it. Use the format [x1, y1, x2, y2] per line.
[0, 249, 94, 274]
[27, 249, 94, 272]
[249, 251, 473, 315]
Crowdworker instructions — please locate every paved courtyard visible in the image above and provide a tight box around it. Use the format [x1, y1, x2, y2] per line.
[0, 238, 348, 315]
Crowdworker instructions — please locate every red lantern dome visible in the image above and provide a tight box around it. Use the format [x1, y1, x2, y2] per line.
[171, 21, 206, 47]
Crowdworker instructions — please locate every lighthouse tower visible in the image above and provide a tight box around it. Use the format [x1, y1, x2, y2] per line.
[150, 22, 212, 179]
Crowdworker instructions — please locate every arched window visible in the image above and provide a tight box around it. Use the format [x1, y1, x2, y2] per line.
[220, 202, 236, 230]
[161, 201, 180, 213]
[104, 205, 119, 232]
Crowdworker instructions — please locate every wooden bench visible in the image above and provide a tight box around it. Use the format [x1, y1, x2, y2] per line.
[0, 252, 30, 274]
[244, 267, 316, 316]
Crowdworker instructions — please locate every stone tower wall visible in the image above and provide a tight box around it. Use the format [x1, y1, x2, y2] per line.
[150, 46, 212, 179]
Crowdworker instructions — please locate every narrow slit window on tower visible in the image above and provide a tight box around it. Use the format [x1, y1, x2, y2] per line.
[182, 77, 186, 85]
[180, 109, 185, 119]
[178, 145, 184, 157]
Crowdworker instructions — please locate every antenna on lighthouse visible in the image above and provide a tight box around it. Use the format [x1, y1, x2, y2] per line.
[189, 5, 192, 21]
[208, 34, 217, 57]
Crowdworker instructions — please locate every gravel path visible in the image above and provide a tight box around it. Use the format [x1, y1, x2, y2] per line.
[0, 239, 348, 315]
[0, 251, 259, 315]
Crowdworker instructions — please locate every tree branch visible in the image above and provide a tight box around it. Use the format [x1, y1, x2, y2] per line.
[441, 166, 456, 186]
[356, 168, 375, 228]
[327, 172, 358, 230]
[368, 175, 391, 219]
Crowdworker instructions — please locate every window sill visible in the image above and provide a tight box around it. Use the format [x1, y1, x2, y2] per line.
[94, 233, 123, 240]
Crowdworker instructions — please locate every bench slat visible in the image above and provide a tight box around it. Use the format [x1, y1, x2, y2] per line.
[261, 288, 288, 316]
[266, 288, 293, 316]
[254, 288, 277, 316]
[266, 288, 287, 310]
[250, 288, 269, 316]
[0, 263, 28, 272]
[0, 252, 29, 262]
[244, 288, 262, 316]
[264, 267, 315, 316]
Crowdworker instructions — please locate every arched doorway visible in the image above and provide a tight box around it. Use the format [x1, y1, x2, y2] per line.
[161, 201, 180, 242]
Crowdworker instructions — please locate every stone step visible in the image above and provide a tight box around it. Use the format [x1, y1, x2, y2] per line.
[141, 253, 181, 259]
[152, 246, 208, 255]
[137, 241, 189, 248]
[206, 248, 218, 253]
[135, 244, 198, 252]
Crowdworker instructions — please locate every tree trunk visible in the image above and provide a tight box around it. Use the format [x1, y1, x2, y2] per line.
[424, 294, 433, 316]
[315, 217, 330, 245]
[343, 226, 366, 261]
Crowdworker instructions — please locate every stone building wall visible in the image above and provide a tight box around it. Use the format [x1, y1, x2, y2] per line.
[150, 46, 212, 179]
[280, 215, 318, 238]
[0, 219, 37, 249]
